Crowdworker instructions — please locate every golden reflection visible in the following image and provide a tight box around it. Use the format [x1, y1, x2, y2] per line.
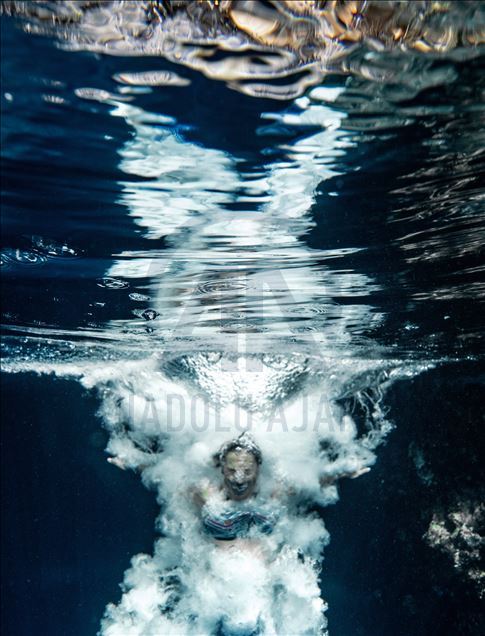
[2, 1, 483, 99]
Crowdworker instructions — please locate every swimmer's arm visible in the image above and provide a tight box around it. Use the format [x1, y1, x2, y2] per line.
[107, 454, 151, 471]
[106, 435, 163, 472]
[319, 466, 370, 487]
[190, 487, 205, 507]
[107, 456, 153, 472]
[189, 479, 215, 507]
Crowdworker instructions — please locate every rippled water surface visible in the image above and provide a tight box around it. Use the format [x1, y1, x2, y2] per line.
[1, 3, 484, 636]
[2, 2, 484, 360]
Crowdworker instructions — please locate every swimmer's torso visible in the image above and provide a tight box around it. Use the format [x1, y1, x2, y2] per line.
[200, 489, 278, 542]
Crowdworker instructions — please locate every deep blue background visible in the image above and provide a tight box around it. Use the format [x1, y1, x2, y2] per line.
[1, 373, 159, 636]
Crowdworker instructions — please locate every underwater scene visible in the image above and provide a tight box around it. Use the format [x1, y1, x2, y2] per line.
[1, 2, 484, 635]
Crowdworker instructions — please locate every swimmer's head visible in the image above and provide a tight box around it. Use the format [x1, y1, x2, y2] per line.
[214, 433, 262, 500]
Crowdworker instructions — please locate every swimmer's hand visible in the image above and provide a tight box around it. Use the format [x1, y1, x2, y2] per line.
[107, 456, 127, 470]
[320, 466, 370, 486]
[107, 456, 154, 472]
[349, 467, 370, 479]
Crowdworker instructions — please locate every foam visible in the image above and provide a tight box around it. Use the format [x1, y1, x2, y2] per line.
[88, 353, 398, 635]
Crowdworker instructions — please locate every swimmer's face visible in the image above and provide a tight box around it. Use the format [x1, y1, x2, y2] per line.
[222, 450, 259, 501]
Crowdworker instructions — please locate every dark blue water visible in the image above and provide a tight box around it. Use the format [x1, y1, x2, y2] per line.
[1, 374, 159, 636]
[1, 5, 484, 636]
[1, 18, 483, 353]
